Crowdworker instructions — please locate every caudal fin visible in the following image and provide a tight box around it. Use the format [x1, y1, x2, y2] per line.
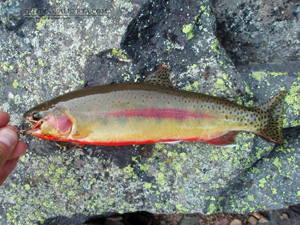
[258, 90, 286, 144]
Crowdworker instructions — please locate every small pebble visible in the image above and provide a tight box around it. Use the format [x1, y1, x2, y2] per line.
[248, 216, 257, 225]
[215, 218, 229, 225]
[253, 212, 262, 219]
[229, 219, 242, 225]
[258, 217, 269, 223]
[280, 213, 289, 219]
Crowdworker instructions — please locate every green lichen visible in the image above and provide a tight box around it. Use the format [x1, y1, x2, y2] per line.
[268, 72, 288, 77]
[182, 23, 194, 40]
[247, 195, 254, 201]
[200, 5, 206, 11]
[222, 73, 228, 80]
[140, 163, 150, 172]
[157, 172, 166, 186]
[36, 16, 48, 30]
[182, 23, 194, 34]
[272, 157, 283, 174]
[187, 32, 194, 40]
[258, 178, 267, 188]
[214, 78, 226, 91]
[110, 48, 127, 59]
[143, 182, 152, 189]
[175, 203, 189, 212]
[24, 184, 30, 191]
[204, 12, 210, 17]
[38, 58, 46, 67]
[2, 63, 8, 72]
[155, 143, 164, 149]
[271, 188, 278, 195]
[207, 203, 217, 214]
[251, 71, 264, 81]
[12, 80, 19, 89]
[211, 39, 220, 54]
[284, 78, 300, 127]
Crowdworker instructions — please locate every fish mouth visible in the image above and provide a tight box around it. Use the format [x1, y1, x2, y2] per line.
[23, 119, 43, 135]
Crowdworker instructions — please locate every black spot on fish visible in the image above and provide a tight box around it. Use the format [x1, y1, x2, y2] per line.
[225, 115, 228, 119]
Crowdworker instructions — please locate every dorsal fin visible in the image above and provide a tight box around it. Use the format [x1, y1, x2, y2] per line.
[144, 65, 173, 87]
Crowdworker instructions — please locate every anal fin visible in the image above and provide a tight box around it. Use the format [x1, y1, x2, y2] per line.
[205, 131, 238, 146]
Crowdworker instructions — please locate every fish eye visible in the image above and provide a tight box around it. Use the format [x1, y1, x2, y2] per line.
[32, 112, 42, 121]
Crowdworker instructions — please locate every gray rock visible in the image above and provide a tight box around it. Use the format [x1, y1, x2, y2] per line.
[212, 0, 300, 64]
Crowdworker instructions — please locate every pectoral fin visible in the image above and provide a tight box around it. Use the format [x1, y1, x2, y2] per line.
[72, 131, 90, 139]
[71, 122, 93, 140]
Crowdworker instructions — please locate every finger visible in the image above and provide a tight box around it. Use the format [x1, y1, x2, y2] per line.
[0, 157, 19, 186]
[0, 112, 10, 128]
[1, 126, 22, 138]
[1, 125, 18, 132]
[8, 141, 27, 160]
[0, 128, 18, 168]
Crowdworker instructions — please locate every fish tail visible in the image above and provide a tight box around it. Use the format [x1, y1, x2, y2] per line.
[256, 90, 286, 144]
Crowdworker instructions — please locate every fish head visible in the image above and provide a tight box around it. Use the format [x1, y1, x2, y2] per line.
[23, 107, 72, 141]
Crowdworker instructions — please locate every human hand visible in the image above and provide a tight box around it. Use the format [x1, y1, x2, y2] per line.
[0, 111, 27, 186]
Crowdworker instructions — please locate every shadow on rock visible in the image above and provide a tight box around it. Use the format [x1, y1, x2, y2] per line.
[39, 211, 155, 225]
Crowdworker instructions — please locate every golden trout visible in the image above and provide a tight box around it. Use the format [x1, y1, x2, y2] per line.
[24, 66, 286, 146]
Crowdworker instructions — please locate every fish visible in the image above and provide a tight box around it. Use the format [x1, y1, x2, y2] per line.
[23, 66, 286, 146]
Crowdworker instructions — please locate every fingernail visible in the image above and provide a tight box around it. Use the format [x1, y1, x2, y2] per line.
[0, 128, 18, 147]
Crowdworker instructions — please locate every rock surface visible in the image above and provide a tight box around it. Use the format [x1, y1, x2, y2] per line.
[0, 0, 299, 224]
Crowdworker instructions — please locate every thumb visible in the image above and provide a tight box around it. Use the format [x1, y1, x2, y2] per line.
[0, 128, 18, 168]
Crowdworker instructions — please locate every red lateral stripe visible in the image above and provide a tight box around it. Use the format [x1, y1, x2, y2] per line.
[105, 108, 212, 120]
